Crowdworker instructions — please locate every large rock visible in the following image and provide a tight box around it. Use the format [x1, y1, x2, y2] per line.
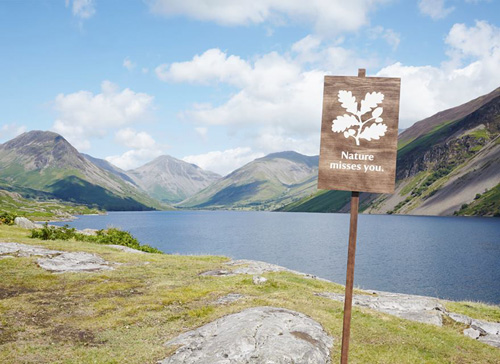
[0, 242, 114, 273]
[159, 307, 333, 363]
[0, 242, 61, 257]
[317, 291, 444, 326]
[107, 245, 145, 254]
[37, 252, 113, 273]
[14, 217, 43, 230]
[447, 312, 500, 348]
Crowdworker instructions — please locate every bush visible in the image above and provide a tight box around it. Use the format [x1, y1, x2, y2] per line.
[29, 224, 162, 254]
[0, 211, 17, 225]
[30, 223, 76, 240]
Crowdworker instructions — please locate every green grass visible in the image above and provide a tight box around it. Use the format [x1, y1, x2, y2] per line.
[0, 189, 101, 221]
[456, 184, 500, 217]
[1, 225, 499, 363]
[277, 189, 351, 212]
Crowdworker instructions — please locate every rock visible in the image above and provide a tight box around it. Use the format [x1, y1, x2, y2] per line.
[464, 327, 481, 340]
[226, 259, 291, 275]
[0, 242, 61, 257]
[447, 312, 500, 348]
[253, 275, 267, 285]
[107, 245, 145, 254]
[159, 307, 333, 364]
[14, 217, 42, 230]
[78, 228, 98, 236]
[200, 269, 232, 277]
[37, 252, 113, 273]
[214, 293, 244, 305]
[317, 290, 444, 326]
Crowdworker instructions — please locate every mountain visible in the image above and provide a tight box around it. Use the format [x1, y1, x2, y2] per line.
[82, 153, 137, 186]
[178, 151, 319, 210]
[127, 155, 221, 204]
[281, 87, 500, 216]
[0, 131, 168, 211]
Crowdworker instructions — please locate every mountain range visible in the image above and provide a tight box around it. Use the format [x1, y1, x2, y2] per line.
[0, 87, 498, 216]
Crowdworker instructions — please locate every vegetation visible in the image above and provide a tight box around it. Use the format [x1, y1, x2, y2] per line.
[0, 212, 17, 225]
[29, 224, 163, 254]
[0, 224, 499, 363]
[277, 190, 351, 213]
[455, 184, 500, 217]
[0, 187, 102, 221]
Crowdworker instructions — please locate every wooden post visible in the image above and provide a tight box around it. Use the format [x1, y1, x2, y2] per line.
[340, 68, 364, 364]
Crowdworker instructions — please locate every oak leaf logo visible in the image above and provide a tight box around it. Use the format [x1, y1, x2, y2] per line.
[332, 90, 387, 145]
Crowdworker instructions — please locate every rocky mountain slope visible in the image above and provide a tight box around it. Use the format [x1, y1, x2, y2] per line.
[178, 151, 319, 210]
[282, 87, 500, 216]
[128, 155, 221, 204]
[0, 131, 167, 211]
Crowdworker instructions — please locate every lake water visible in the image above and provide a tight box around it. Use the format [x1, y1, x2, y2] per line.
[54, 211, 500, 304]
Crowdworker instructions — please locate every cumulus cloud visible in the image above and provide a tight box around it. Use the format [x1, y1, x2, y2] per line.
[147, 0, 386, 35]
[0, 123, 27, 143]
[418, 0, 454, 20]
[52, 81, 154, 150]
[377, 20, 500, 127]
[123, 57, 136, 71]
[368, 26, 401, 50]
[156, 39, 374, 154]
[183, 147, 264, 176]
[105, 128, 164, 170]
[66, 0, 96, 20]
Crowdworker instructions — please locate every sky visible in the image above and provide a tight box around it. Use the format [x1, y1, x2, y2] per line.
[0, 0, 499, 176]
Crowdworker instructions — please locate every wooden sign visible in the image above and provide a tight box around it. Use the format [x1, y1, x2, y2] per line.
[318, 74, 401, 194]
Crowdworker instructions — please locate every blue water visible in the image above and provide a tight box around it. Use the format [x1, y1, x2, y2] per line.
[54, 211, 500, 304]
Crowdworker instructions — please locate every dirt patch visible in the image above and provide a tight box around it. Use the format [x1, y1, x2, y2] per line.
[0, 286, 35, 299]
[50, 325, 106, 346]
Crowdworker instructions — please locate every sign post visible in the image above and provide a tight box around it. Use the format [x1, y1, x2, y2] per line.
[317, 69, 401, 363]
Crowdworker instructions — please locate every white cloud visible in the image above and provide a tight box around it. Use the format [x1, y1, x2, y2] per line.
[106, 128, 164, 170]
[156, 48, 252, 86]
[147, 0, 387, 35]
[195, 127, 208, 140]
[446, 20, 500, 59]
[418, 0, 454, 20]
[115, 128, 157, 149]
[157, 40, 375, 156]
[106, 148, 163, 171]
[0, 123, 27, 143]
[183, 147, 264, 176]
[123, 57, 136, 71]
[66, 0, 96, 20]
[51, 81, 154, 150]
[377, 20, 500, 127]
[368, 26, 400, 50]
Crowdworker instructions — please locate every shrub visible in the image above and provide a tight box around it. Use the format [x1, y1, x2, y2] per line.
[29, 224, 162, 254]
[0, 211, 17, 225]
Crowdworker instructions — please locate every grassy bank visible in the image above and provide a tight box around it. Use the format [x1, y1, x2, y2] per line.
[0, 224, 499, 363]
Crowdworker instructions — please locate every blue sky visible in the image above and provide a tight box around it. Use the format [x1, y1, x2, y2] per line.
[0, 0, 499, 175]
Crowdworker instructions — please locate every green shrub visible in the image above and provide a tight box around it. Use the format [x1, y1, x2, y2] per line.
[0, 211, 17, 225]
[29, 224, 162, 254]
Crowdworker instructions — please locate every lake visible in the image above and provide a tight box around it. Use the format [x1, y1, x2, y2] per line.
[54, 211, 500, 304]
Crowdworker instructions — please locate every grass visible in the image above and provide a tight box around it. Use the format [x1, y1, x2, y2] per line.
[456, 183, 500, 217]
[1, 224, 499, 363]
[0, 189, 101, 221]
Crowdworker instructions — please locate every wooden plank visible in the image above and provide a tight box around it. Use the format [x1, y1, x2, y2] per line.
[318, 73, 401, 194]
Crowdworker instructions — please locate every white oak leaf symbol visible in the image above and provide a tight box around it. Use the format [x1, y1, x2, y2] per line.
[360, 92, 384, 115]
[332, 114, 358, 133]
[338, 90, 358, 114]
[358, 123, 387, 141]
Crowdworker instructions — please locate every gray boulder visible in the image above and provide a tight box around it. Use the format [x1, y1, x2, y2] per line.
[37, 252, 113, 273]
[159, 306, 333, 364]
[0, 242, 61, 257]
[317, 290, 444, 326]
[107, 245, 145, 254]
[14, 217, 43, 230]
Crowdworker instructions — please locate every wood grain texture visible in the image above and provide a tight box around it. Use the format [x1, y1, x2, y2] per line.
[318, 75, 401, 194]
